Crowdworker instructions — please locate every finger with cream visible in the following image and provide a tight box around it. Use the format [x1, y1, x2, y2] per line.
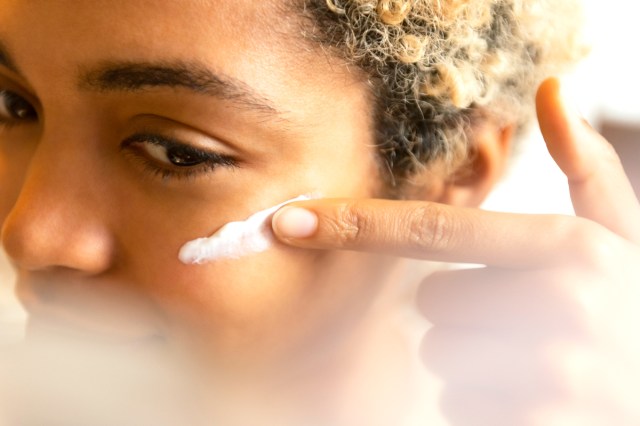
[179, 195, 312, 264]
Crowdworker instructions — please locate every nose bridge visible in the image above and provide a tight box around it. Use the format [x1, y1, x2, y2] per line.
[1, 125, 115, 274]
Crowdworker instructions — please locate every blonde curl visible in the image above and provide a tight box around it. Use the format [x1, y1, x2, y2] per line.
[326, 0, 346, 14]
[377, 0, 412, 25]
[396, 34, 425, 64]
[303, 0, 588, 185]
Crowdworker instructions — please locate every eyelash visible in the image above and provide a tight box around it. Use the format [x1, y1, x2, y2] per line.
[121, 133, 239, 181]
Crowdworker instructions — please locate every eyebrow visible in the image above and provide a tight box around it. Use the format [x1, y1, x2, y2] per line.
[78, 60, 282, 117]
[0, 38, 287, 122]
[0, 41, 21, 74]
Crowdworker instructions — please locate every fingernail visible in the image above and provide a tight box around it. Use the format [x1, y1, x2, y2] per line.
[273, 207, 318, 239]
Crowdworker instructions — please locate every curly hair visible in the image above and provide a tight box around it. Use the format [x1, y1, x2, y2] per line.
[299, 0, 587, 187]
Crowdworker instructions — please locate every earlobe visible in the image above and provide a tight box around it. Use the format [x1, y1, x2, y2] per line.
[438, 123, 514, 207]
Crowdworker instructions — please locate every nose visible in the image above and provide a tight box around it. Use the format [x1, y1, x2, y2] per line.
[1, 139, 115, 275]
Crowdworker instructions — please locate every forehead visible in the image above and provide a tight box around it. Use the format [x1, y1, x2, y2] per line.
[0, 0, 303, 94]
[0, 1, 375, 161]
[0, 0, 284, 44]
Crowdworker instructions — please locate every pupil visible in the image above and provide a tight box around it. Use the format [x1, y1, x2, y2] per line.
[167, 147, 203, 167]
[6, 94, 36, 120]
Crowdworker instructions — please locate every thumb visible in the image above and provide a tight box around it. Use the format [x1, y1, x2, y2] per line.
[537, 77, 640, 243]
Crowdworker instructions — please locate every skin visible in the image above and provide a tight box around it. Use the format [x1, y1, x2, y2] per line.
[0, 0, 391, 374]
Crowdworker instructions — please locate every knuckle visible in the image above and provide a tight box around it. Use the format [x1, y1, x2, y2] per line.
[327, 202, 370, 246]
[406, 204, 454, 252]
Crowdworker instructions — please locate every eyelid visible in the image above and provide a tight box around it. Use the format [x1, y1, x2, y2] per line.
[127, 114, 246, 156]
[121, 132, 239, 180]
[122, 132, 236, 163]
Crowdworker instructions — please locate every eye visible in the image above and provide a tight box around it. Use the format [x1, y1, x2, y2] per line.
[121, 133, 238, 180]
[144, 139, 210, 167]
[0, 90, 38, 123]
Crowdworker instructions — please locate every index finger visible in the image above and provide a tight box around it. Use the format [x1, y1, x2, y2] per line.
[271, 198, 623, 268]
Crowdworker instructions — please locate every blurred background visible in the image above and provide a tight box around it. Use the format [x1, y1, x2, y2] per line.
[1, 0, 639, 343]
[483, 0, 640, 215]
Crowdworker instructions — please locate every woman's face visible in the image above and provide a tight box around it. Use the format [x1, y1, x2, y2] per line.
[0, 0, 383, 368]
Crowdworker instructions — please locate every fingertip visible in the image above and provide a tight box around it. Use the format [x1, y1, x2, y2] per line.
[272, 206, 319, 241]
[536, 77, 561, 109]
[538, 77, 588, 133]
[536, 77, 593, 175]
[536, 77, 570, 141]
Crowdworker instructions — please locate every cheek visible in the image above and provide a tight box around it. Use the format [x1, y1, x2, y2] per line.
[125, 232, 383, 365]
[129, 244, 323, 357]
[0, 156, 13, 221]
[103, 123, 382, 363]
[0, 134, 36, 226]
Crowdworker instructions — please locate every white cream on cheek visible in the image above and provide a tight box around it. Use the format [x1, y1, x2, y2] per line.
[178, 195, 311, 264]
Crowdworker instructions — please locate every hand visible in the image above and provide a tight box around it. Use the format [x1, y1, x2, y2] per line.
[271, 78, 640, 425]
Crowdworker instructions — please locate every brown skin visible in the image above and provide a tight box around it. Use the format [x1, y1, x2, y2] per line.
[0, 0, 504, 379]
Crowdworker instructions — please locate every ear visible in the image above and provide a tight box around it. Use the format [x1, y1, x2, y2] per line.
[405, 121, 514, 207]
[440, 122, 514, 207]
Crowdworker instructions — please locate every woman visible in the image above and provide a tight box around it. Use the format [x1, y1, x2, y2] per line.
[1, 0, 639, 424]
